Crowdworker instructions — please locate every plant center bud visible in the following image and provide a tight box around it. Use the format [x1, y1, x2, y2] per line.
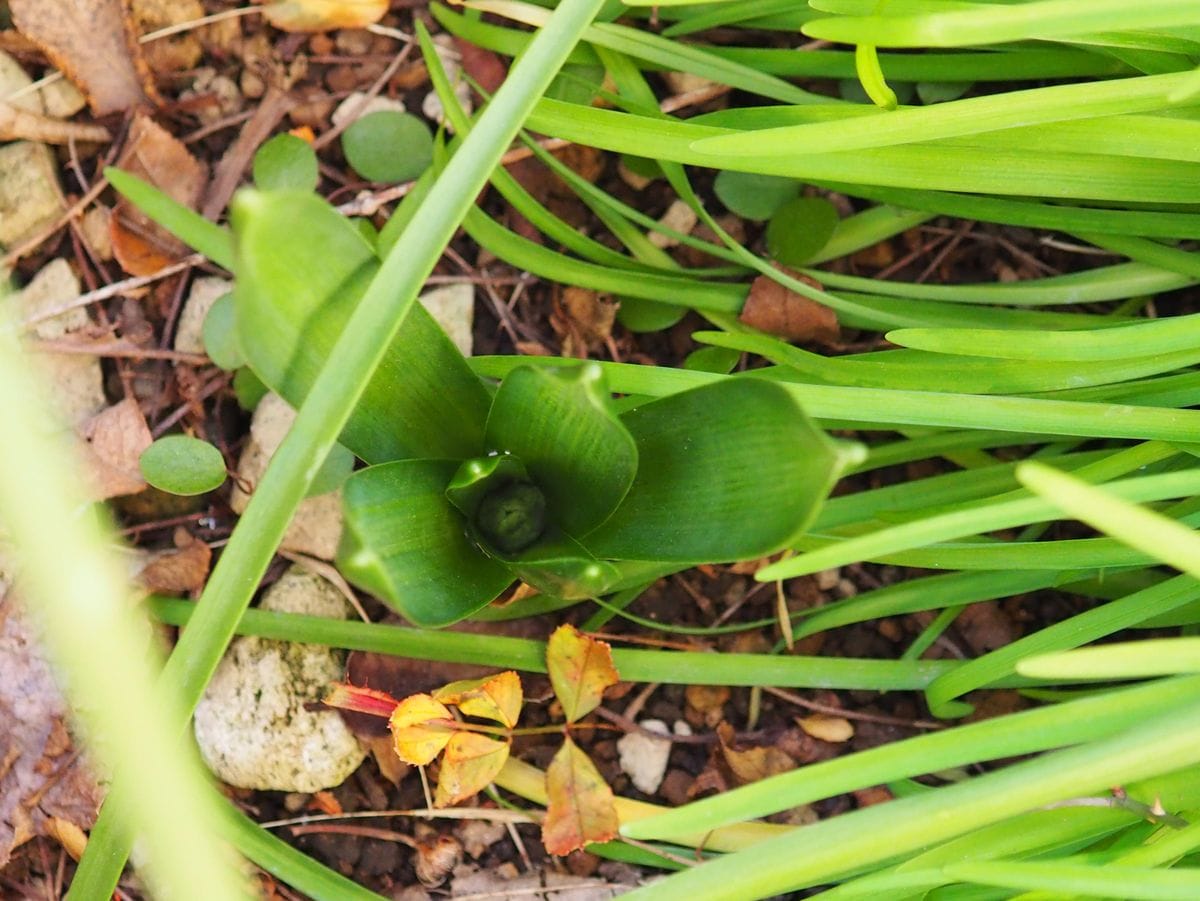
[475, 481, 546, 554]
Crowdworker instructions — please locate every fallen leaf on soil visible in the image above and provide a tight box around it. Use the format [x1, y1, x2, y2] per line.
[542, 736, 619, 856]
[111, 113, 208, 276]
[0, 101, 110, 144]
[739, 273, 840, 344]
[717, 721, 797, 785]
[261, 0, 389, 32]
[390, 694, 456, 766]
[433, 671, 522, 729]
[77, 398, 152, 500]
[435, 732, 510, 807]
[455, 36, 507, 95]
[137, 528, 211, 593]
[684, 683, 730, 730]
[796, 713, 855, 743]
[552, 287, 618, 358]
[10, 0, 156, 115]
[0, 592, 103, 869]
[132, 0, 204, 75]
[546, 625, 618, 724]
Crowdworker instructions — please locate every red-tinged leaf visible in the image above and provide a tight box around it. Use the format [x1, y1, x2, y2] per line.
[433, 671, 523, 729]
[546, 625, 618, 724]
[389, 694, 456, 766]
[542, 737, 618, 856]
[323, 683, 400, 719]
[434, 732, 510, 807]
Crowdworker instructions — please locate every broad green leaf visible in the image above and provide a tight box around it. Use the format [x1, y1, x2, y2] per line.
[342, 111, 433, 182]
[586, 379, 857, 562]
[232, 367, 268, 411]
[201, 293, 244, 371]
[231, 189, 490, 462]
[503, 533, 622, 601]
[306, 441, 354, 497]
[252, 133, 319, 192]
[713, 170, 800, 221]
[139, 436, 227, 496]
[485, 364, 637, 536]
[338, 459, 513, 627]
[546, 624, 618, 723]
[765, 196, 840, 266]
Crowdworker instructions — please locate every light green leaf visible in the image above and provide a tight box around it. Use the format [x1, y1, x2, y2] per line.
[341, 111, 433, 183]
[201, 293, 244, 371]
[306, 442, 355, 498]
[713, 170, 800, 221]
[231, 189, 491, 463]
[586, 379, 860, 561]
[765, 196, 840, 266]
[252, 133, 319, 192]
[139, 436, 227, 496]
[485, 364, 637, 536]
[339, 459, 513, 627]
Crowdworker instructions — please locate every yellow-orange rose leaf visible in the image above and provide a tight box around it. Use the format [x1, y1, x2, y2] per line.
[542, 737, 618, 856]
[546, 625, 618, 724]
[434, 732, 510, 807]
[433, 671, 522, 729]
[389, 694, 455, 766]
[260, 0, 388, 32]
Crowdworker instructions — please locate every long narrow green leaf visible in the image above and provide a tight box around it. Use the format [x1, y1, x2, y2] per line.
[943, 860, 1200, 899]
[1019, 637, 1200, 680]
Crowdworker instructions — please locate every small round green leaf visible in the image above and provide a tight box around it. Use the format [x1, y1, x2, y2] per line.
[713, 171, 801, 221]
[617, 296, 685, 333]
[139, 435, 227, 496]
[341, 111, 433, 183]
[765, 197, 841, 267]
[917, 81, 973, 104]
[252, 133, 319, 192]
[201, 293, 244, 371]
[232, 367, 268, 411]
[684, 345, 740, 374]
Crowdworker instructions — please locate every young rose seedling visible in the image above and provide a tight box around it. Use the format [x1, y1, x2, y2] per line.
[326, 625, 621, 853]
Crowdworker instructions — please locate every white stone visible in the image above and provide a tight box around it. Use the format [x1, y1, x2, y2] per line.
[0, 50, 42, 113]
[616, 719, 673, 795]
[647, 199, 698, 249]
[193, 566, 366, 791]
[331, 92, 407, 128]
[419, 283, 474, 356]
[16, 259, 105, 426]
[174, 276, 231, 355]
[0, 141, 65, 248]
[230, 393, 344, 560]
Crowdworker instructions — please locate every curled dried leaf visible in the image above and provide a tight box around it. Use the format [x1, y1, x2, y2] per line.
[433, 670, 523, 729]
[739, 273, 840, 345]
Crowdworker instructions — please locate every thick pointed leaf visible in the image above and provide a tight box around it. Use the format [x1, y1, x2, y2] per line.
[546, 625, 618, 724]
[542, 737, 619, 855]
[434, 732, 511, 807]
[338, 459, 514, 627]
[433, 671, 523, 729]
[585, 379, 852, 562]
[389, 694, 456, 765]
[505, 533, 621, 601]
[231, 189, 490, 463]
[484, 364, 637, 537]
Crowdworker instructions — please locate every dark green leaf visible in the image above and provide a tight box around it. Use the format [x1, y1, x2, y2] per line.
[485, 364, 637, 536]
[139, 436, 227, 496]
[339, 459, 513, 627]
[341, 111, 433, 183]
[231, 189, 490, 463]
[617, 296, 686, 333]
[766, 196, 840, 266]
[713, 170, 800, 221]
[684, 346, 740, 374]
[252, 133, 319, 192]
[917, 81, 973, 104]
[504, 533, 622, 601]
[585, 379, 852, 562]
[201, 293, 244, 371]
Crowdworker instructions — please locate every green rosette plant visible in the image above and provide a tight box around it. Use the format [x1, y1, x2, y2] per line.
[229, 189, 860, 626]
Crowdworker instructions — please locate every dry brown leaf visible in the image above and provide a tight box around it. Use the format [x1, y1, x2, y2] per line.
[137, 528, 211, 593]
[111, 114, 208, 276]
[76, 398, 152, 500]
[0, 101, 110, 144]
[716, 722, 796, 786]
[132, 0, 204, 75]
[260, 0, 389, 32]
[796, 713, 855, 744]
[455, 36, 507, 95]
[10, 0, 156, 115]
[0, 593, 103, 868]
[739, 273, 840, 345]
[684, 683, 729, 730]
[553, 287, 617, 358]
